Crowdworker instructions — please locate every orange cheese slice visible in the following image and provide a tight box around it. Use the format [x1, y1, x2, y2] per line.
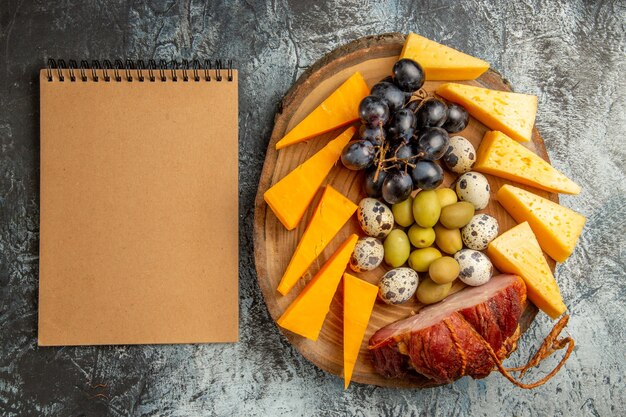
[275, 72, 369, 150]
[264, 127, 355, 230]
[277, 234, 359, 341]
[436, 83, 537, 142]
[400, 32, 489, 80]
[487, 222, 566, 319]
[343, 273, 377, 389]
[277, 185, 357, 296]
[497, 185, 586, 262]
[475, 131, 581, 195]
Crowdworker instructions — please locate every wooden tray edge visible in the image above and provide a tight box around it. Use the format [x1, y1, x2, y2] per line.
[253, 32, 552, 388]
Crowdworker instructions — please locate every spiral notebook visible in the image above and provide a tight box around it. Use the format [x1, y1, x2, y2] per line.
[38, 60, 239, 346]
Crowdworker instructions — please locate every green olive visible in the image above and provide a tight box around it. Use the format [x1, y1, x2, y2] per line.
[383, 229, 411, 268]
[435, 188, 458, 208]
[439, 202, 475, 229]
[416, 277, 452, 305]
[392, 196, 414, 227]
[412, 190, 441, 228]
[408, 247, 442, 272]
[434, 223, 463, 255]
[408, 225, 436, 248]
[429, 256, 460, 284]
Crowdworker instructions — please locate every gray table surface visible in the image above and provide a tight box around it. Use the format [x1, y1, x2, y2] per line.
[1, 0, 624, 416]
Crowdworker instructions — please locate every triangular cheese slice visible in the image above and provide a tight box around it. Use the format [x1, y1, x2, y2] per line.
[497, 185, 586, 262]
[343, 273, 378, 389]
[436, 83, 537, 142]
[275, 72, 369, 150]
[265, 127, 355, 230]
[475, 131, 580, 194]
[277, 186, 357, 296]
[277, 234, 359, 341]
[487, 222, 566, 319]
[400, 32, 489, 80]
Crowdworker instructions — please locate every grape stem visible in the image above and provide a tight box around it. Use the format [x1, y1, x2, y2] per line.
[407, 88, 430, 111]
[380, 152, 424, 172]
[372, 125, 388, 183]
[371, 87, 430, 182]
[372, 138, 425, 179]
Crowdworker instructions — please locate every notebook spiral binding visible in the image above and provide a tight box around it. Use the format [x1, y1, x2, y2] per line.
[46, 59, 234, 83]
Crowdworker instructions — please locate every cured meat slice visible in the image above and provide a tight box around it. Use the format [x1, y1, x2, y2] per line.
[369, 275, 526, 382]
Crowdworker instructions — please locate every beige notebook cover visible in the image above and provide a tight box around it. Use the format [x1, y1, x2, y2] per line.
[39, 63, 238, 346]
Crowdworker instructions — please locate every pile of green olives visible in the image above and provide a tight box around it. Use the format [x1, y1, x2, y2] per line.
[362, 180, 499, 307]
[381, 186, 480, 305]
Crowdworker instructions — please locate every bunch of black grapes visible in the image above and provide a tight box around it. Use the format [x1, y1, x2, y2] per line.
[340, 58, 469, 205]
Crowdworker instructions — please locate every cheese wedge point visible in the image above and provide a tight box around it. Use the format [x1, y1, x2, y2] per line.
[497, 185, 586, 262]
[264, 127, 356, 230]
[275, 72, 369, 150]
[475, 131, 581, 195]
[343, 273, 378, 389]
[400, 32, 489, 80]
[436, 83, 537, 142]
[277, 185, 357, 296]
[277, 234, 359, 341]
[487, 222, 566, 319]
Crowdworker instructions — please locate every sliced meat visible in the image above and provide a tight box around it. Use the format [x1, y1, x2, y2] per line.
[458, 283, 524, 357]
[407, 312, 496, 383]
[368, 274, 527, 383]
[370, 343, 411, 380]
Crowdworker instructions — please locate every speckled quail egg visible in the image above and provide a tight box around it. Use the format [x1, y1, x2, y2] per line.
[350, 237, 384, 272]
[357, 198, 394, 238]
[378, 267, 419, 305]
[455, 172, 491, 210]
[462, 214, 499, 250]
[443, 136, 476, 174]
[454, 249, 493, 286]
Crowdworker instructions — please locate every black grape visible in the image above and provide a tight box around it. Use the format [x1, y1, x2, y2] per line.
[371, 81, 407, 113]
[441, 103, 470, 133]
[359, 96, 390, 127]
[382, 170, 414, 204]
[387, 108, 416, 143]
[411, 160, 444, 190]
[364, 168, 388, 198]
[359, 124, 386, 146]
[405, 100, 420, 112]
[392, 59, 425, 92]
[341, 140, 375, 170]
[415, 98, 448, 129]
[416, 127, 449, 161]
[388, 142, 415, 161]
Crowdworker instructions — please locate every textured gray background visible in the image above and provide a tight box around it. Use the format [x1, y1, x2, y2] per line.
[1, 0, 625, 416]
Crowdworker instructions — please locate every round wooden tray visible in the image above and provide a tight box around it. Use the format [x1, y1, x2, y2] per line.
[254, 33, 556, 388]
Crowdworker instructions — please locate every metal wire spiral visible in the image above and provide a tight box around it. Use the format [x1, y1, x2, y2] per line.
[45, 59, 234, 82]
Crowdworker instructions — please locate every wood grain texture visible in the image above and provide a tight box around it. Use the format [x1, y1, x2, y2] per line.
[254, 33, 556, 387]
